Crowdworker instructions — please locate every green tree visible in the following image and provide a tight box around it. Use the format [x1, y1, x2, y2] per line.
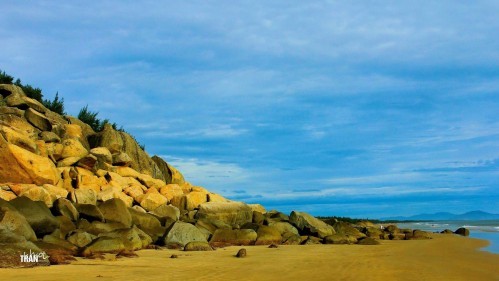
[78, 105, 101, 132]
[0, 70, 14, 84]
[43, 92, 65, 115]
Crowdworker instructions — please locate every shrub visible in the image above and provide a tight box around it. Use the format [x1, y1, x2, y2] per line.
[0, 70, 14, 84]
[14, 79, 43, 102]
[78, 105, 101, 132]
[43, 92, 65, 115]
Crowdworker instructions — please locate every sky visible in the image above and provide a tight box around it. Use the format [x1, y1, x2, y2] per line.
[1, 1, 498, 218]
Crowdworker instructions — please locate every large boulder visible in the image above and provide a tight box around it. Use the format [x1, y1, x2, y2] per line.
[332, 221, 366, 239]
[159, 184, 183, 201]
[455, 227, 470, 237]
[151, 204, 180, 222]
[76, 204, 105, 222]
[0, 125, 37, 153]
[195, 201, 253, 227]
[0, 204, 37, 241]
[184, 241, 213, 251]
[0, 229, 50, 268]
[324, 234, 358, 244]
[88, 124, 166, 181]
[98, 198, 132, 227]
[255, 225, 282, 245]
[24, 108, 51, 131]
[99, 226, 152, 250]
[60, 138, 88, 159]
[77, 220, 128, 236]
[410, 230, 432, 240]
[0, 135, 60, 185]
[9, 196, 60, 237]
[82, 237, 125, 256]
[52, 198, 79, 221]
[138, 189, 167, 211]
[67, 230, 97, 248]
[163, 221, 207, 249]
[8, 184, 53, 207]
[289, 211, 335, 238]
[151, 155, 173, 184]
[209, 229, 257, 247]
[129, 208, 165, 243]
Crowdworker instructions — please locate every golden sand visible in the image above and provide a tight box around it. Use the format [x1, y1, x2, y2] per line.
[1, 234, 498, 281]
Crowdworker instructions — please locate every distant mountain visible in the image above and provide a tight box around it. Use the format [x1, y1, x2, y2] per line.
[381, 210, 499, 221]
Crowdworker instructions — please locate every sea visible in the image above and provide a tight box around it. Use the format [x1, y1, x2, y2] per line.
[394, 220, 499, 254]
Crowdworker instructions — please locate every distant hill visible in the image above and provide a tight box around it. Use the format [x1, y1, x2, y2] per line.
[381, 210, 499, 221]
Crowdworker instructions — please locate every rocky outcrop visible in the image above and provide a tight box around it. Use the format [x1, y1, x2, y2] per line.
[0, 229, 50, 268]
[89, 124, 166, 181]
[163, 221, 207, 249]
[289, 211, 335, 238]
[9, 197, 59, 237]
[195, 202, 253, 227]
[0, 135, 60, 185]
[455, 227, 470, 236]
[209, 229, 257, 247]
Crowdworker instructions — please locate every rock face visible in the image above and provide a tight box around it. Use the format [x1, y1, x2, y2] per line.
[0, 229, 50, 268]
[0, 203, 37, 241]
[89, 124, 166, 181]
[289, 211, 335, 238]
[98, 198, 132, 227]
[0, 135, 60, 185]
[163, 221, 207, 249]
[9, 197, 59, 237]
[210, 229, 258, 247]
[196, 202, 253, 227]
[455, 227, 470, 237]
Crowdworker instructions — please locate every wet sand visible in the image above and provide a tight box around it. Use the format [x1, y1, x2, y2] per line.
[1, 234, 498, 281]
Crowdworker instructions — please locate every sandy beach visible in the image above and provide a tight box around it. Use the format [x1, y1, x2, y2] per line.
[1, 234, 497, 281]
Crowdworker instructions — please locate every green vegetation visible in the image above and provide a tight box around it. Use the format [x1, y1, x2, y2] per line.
[0, 70, 14, 84]
[78, 105, 102, 132]
[1, 69, 147, 151]
[43, 92, 65, 115]
[318, 216, 383, 225]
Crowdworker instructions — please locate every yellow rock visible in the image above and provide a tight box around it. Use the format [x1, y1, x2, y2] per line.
[42, 184, 69, 203]
[70, 188, 97, 205]
[159, 184, 183, 201]
[123, 184, 145, 201]
[191, 186, 208, 193]
[0, 125, 37, 153]
[64, 124, 83, 139]
[46, 142, 64, 161]
[98, 186, 134, 207]
[139, 191, 168, 211]
[0, 114, 38, 138]
[61, 138, 88, 159]
[8, 184, 53, 207]
[57, 156, 81, 167]
[180, 182, 193, 194]
[0, 136, 60, 185]
[36, 140, 47, 157]
[0, 189, 16, 201]
[136, 174, 165, 190]
[248, 204, 267, 214]
[77, 174, 102, 193]
[208, 193, 228, 203]
[185, 191, 208, 210]
[115, 167, 141, 178]
[167, 163, 185, 185]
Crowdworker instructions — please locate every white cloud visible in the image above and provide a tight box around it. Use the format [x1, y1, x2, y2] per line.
[160, 156, 251, 192]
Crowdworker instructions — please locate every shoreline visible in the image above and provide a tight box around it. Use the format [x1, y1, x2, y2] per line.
[1, 234, 498, 281]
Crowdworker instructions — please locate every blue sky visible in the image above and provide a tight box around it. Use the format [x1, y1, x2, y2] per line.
[1, 1, 498, 217]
